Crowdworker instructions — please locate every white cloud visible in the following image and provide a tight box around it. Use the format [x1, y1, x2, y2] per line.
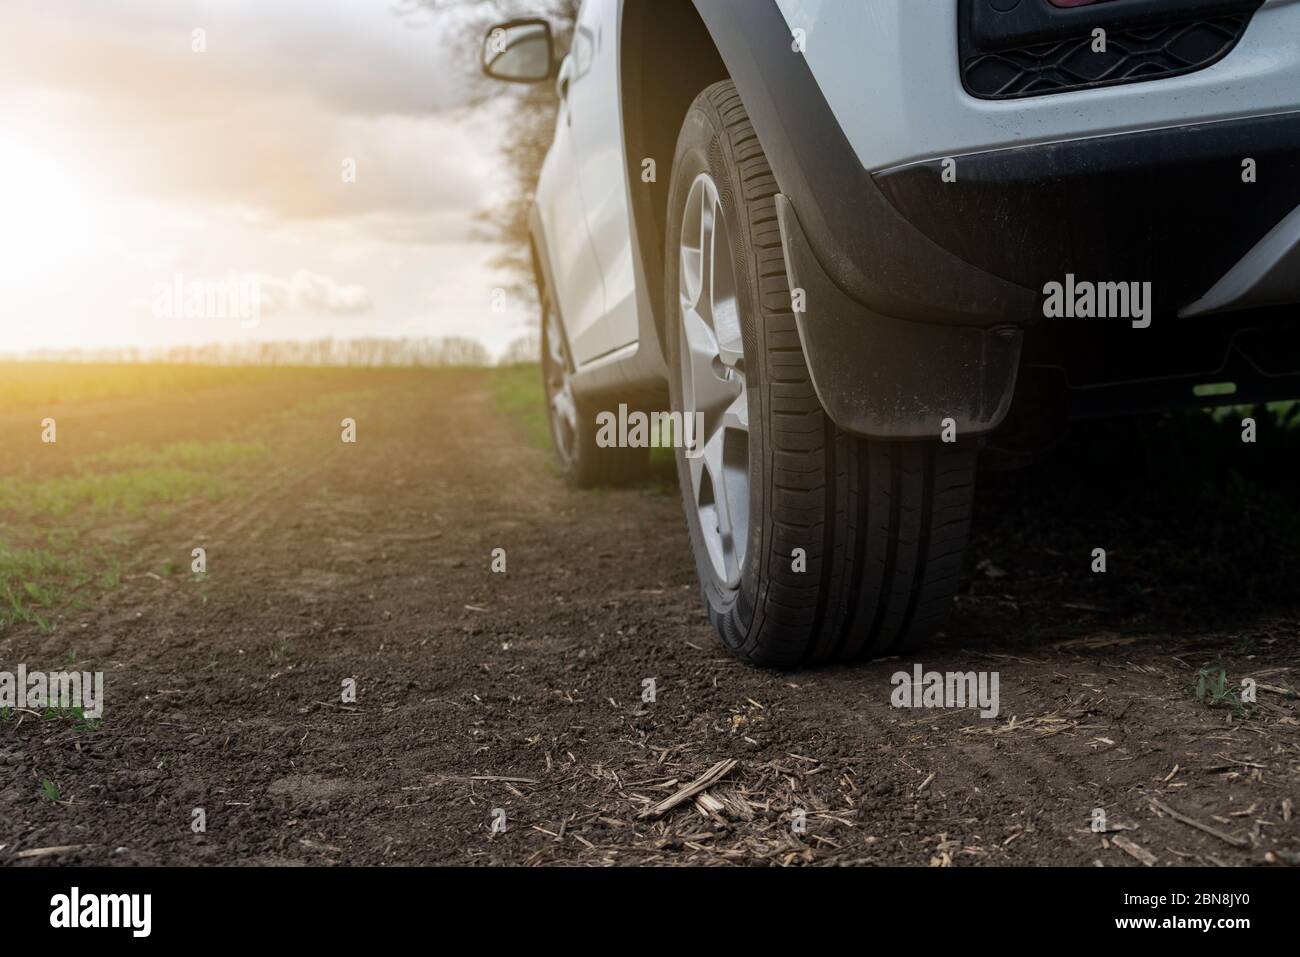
[256, 271, 373, 317]
[0, 0, 535, 357]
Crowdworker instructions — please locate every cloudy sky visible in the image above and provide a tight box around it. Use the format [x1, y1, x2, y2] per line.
[0, 0, 536, 358]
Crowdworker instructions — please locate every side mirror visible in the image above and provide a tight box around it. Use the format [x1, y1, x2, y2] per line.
[482, 19, 554, 84]
[555, 55, 575, 101]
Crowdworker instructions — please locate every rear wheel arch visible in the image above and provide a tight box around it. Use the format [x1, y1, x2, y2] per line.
[619, 0, 728, 363]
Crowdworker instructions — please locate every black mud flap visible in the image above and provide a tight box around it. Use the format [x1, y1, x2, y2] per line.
[776, 195, 1023, 441]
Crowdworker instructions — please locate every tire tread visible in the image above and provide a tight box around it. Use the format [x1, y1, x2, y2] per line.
[679, 81, 976, 666]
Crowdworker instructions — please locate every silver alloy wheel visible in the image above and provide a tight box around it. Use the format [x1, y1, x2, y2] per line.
[544, 305, 579, 467]
[678, 172, 749, 588]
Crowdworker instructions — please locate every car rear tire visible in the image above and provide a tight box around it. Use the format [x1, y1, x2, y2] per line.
[665, 80, 977, 667]
[542, 296, 649, 488]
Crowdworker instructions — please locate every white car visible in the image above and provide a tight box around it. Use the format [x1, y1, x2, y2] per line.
[483, 0, 1300, 666]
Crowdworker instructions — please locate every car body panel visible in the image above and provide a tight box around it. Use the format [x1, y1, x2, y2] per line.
[526, 0, 1300, 438]
[775, 0, 1300, 173]
[537, 97, 610, 366]
[567, 1, 640, 358]
[534, 0, 641, 370]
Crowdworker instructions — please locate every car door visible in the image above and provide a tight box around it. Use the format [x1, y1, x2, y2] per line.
[538, 31, 610, 367]
[564, 0, 640, 355]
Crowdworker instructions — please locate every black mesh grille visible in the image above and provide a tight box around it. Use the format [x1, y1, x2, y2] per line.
[962, 13, 1252, 99]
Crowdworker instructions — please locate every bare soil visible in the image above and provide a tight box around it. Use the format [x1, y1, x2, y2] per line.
[2, 368, 1297, 866]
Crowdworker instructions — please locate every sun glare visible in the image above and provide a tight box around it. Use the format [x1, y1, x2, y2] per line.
[0, 133, 109, 290]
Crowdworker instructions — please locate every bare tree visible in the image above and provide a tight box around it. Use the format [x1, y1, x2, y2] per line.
[7, 338, 493, 368]
[397, 0, 580, 290]
[498, 331, 542, 365]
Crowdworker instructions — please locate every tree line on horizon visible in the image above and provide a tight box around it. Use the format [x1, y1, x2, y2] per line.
[4, 334, 541, 368]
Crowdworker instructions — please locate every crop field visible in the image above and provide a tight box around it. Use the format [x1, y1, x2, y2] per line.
[1, 363, 1297, 865]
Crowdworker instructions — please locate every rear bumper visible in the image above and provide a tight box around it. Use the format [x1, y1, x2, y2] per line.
[776, 0, 1300, 172]
[776, 110, 1300, 439]
[698, 0, 1300, 439]
[958, 0, 1266, 100]
[875, 111, 1300, 319]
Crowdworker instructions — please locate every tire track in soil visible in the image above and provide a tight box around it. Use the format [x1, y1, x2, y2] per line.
[2, 369, 1297, 866]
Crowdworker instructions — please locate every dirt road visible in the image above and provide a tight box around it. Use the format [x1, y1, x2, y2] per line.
[2, 368, 1297, 866]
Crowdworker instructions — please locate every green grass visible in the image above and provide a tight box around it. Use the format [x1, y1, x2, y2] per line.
[84, 439, 269, 473]
[0, 363, 407, 636]
[0, 437, 273, 633]
[1209, 399, 1300, 427]
[41, 704, 101, 733]
[0, 362, 308, 409]
[490, 364, 552, 453]
[489, 363, 679, 490]
[1189, 661, 1250, 717]
[0, 440, 268, 520]
[96, 561, 121, 590]
[0, 543, 86, 632]
[0, 467, 225, 520]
